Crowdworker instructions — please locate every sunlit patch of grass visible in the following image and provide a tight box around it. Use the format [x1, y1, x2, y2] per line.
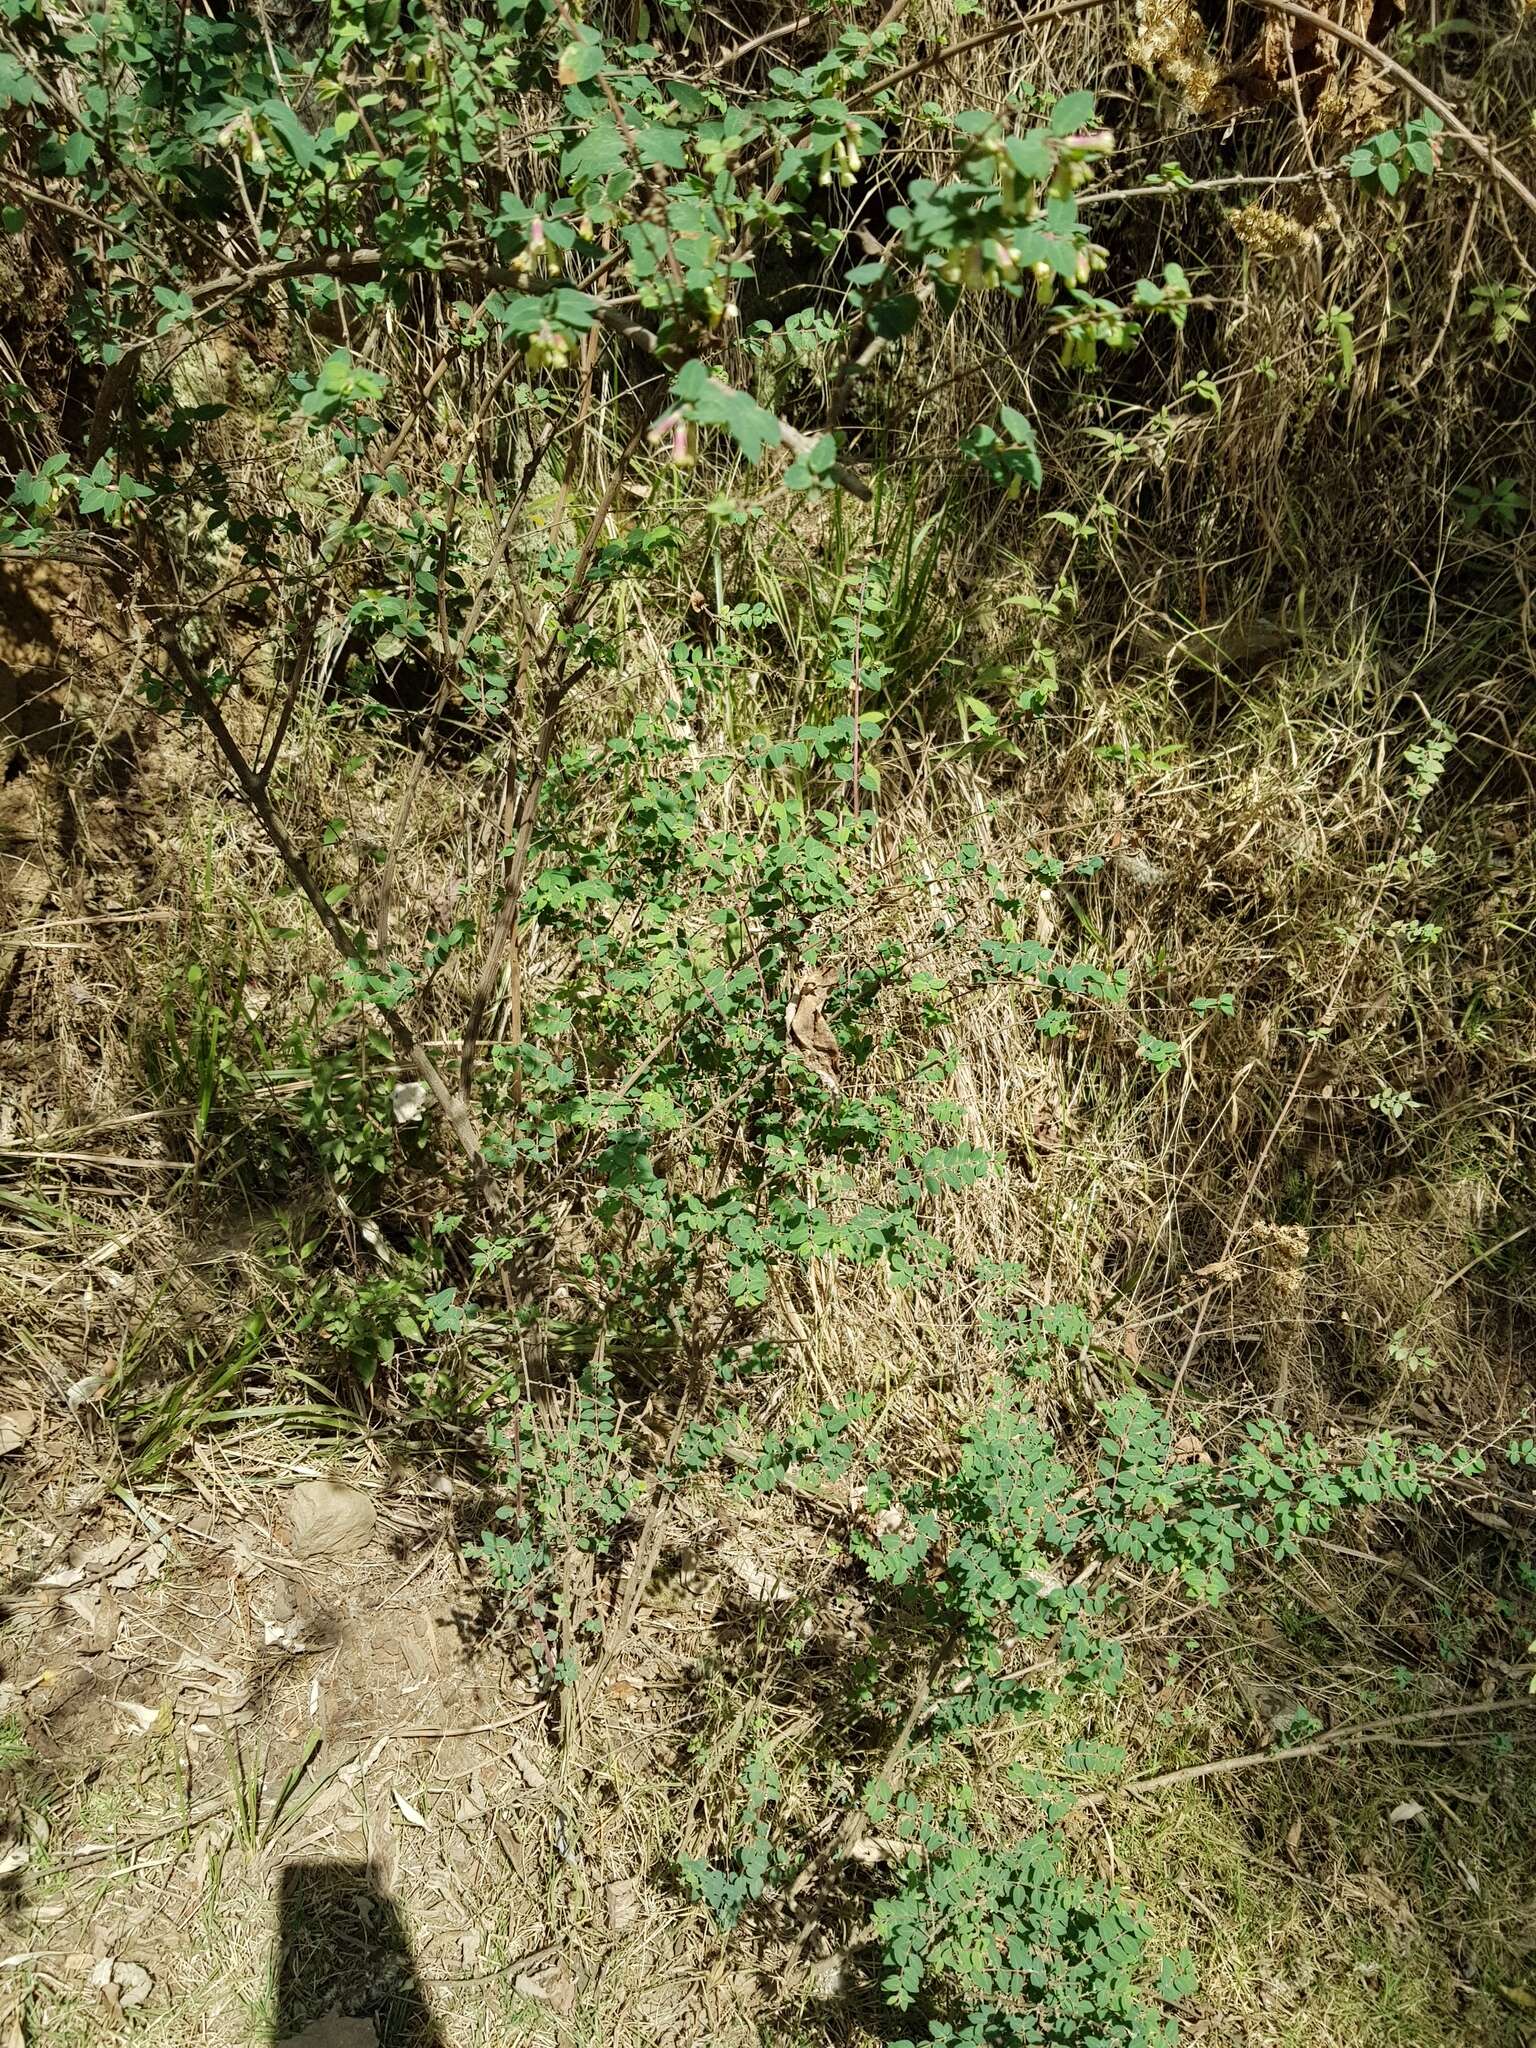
[0, 1715, 29, 1770]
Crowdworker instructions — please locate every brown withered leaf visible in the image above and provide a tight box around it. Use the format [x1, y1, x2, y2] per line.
[785, 962, 842, 1090]
[1251, 0, 1404, 139]
[605, 1874, 641, 1933]
[0, 1408, 35, 1457]
[514, 1962, 578, 2016]
[62, 1588, 121, 1654]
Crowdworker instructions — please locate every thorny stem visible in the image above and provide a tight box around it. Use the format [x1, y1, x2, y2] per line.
[162, 637, 485, 1170]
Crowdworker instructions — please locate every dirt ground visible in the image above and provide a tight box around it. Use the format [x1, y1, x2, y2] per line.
[0, 1411, 768, 2047]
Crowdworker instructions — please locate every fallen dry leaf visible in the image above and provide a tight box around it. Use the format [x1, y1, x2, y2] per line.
[0, 1409, 35, 1457]
[724, 1546, 797, 1605]
[1389, 1800, 1425, 1825]
[805, 1950, 848, 2000]
[393, 1789, 428, 1829]
[337, 1735, 390, 1790]
[34, 1565, 86, 1592]
[114, 1961, 152, 2010]
[79, 1534, 134, 1576]
[391, 1081, 428, 1126]
[605, 1875, 640, 1933]
[784, 962, 842, 1090]
[263, 1611, 309, 1653]
[116, 1700, 166, 1736]
[106, 1544, 166, 1592]
[514, 1962, 578, 2017]
[504, 1737, 548, 1792]
[843, 1836, 907, 1866]
[172, 1650, 251, 1723]
[62, 1589, 120, 1654]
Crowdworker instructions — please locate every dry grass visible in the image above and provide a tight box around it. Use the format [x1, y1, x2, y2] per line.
[5, 518, 1535, 2039]
[4, 4, 1536, 2041]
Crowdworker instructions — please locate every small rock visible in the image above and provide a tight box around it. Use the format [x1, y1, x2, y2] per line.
[286, 1481, 375, 1560]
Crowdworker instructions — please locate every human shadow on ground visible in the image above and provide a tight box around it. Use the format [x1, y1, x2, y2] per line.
[273, 1860, 445, 2048]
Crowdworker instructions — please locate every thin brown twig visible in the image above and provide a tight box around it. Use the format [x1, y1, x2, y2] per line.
[1403, 187, 1483, 393]
[0, 1149, 188, 1171]
[161, 638, 485, 1169]
[1254, 0, 1536, 222]
[846, 0, 1110, 108]
[1078, 1695, 1536, 1806]
[715, 9, 817, 70]
[1422, 1219, 1536, 1303]
[1080, 166, 1345, 208]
